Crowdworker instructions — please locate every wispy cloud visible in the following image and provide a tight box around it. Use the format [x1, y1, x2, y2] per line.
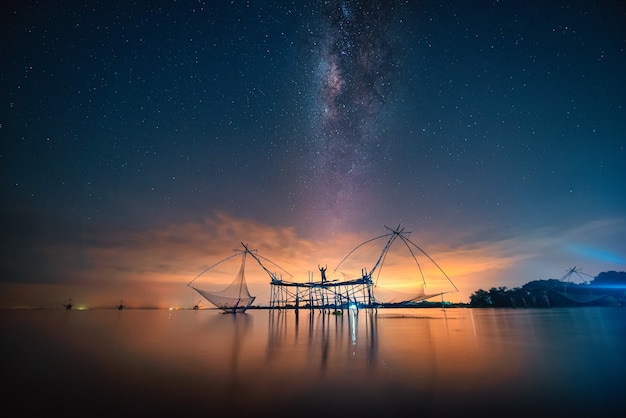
[2, 209, 623, 308]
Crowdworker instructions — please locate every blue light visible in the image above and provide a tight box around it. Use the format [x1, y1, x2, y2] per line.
[567, 244, 625, 264]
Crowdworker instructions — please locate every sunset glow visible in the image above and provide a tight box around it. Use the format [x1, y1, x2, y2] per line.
[1, 212, 623, 309]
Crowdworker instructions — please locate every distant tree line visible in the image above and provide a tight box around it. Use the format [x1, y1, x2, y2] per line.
[469, 271, 626, 308]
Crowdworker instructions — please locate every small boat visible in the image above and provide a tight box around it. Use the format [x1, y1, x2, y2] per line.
[117, 300, 125, 310]
[63, 298, 73, 310]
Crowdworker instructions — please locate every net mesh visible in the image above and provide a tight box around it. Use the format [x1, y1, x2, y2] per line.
[332, 226, 458, 305]
[372, 284, 442, 304]
[191, 252, 256, 312]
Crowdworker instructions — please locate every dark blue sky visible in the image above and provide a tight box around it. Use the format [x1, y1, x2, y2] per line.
[1, 0, 624, 307]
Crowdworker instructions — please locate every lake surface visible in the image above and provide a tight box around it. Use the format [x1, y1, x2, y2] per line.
[2, 307, 624, 417]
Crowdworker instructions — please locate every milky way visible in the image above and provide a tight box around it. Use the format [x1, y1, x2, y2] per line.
[302, 0, 400, 233]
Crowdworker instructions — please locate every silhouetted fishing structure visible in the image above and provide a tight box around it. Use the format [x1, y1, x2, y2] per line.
[269, 225, 458, 310]
[547, 266, 613, 306]
[188, 242, 288, 313]
[187, 225, 458, 312]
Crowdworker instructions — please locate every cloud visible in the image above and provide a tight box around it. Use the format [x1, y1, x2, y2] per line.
[2, 207, 623, 308]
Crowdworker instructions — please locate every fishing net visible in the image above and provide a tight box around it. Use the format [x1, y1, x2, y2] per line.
[190, 251, 255, 312]
[372, 284, 442, 304]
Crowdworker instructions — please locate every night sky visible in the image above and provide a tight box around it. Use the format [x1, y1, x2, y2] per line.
[1, 0, 625, 308]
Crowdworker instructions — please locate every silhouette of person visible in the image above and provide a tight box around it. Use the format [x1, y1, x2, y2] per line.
[319, 265, 327, 283]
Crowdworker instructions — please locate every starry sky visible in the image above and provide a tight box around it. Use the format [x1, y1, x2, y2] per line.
[1, 0, 625, 308]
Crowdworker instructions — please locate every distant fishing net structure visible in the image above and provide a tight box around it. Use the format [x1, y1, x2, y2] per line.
[269, 225, 458, 309]
[547, 266, 611, 305]
[189, 243, 291, 313]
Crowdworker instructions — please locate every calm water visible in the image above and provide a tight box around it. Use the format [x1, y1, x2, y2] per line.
[2, 307, 624, 417]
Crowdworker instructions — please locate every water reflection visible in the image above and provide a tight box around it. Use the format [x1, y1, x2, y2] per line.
[226, 313, 251, 393]
[2, 307, 624, 417]
[266, 308, 380, 374]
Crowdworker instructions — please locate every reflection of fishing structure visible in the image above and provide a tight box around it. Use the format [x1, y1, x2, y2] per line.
[225, 313, 251, 394]
[189, 242, 290, 313]
[269, 225, 458, 310]
[266, 308, 378, 374]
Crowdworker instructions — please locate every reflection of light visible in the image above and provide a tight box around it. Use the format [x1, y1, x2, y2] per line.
[349, 308, 357, 346]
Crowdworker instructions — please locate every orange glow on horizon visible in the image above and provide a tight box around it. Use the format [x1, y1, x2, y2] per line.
[4, 212, 619, 309]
